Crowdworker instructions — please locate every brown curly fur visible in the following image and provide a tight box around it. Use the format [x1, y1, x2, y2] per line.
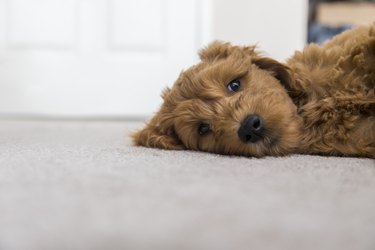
[133, 24, 375, 158]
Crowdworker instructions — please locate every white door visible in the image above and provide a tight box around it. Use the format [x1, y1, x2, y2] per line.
[0, 0, 209, 117]
[0, 0, 307, 118]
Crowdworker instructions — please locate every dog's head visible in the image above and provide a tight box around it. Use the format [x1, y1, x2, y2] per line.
[133, 41, 302, 157]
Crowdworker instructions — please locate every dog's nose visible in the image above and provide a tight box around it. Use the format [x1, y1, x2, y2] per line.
[238, 114, 264, 143]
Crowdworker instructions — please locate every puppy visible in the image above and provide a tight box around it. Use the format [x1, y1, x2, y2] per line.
[133, 24, 375, 158]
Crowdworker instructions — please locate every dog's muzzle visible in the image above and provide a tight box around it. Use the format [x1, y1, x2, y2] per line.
[238, 114, 264, 143]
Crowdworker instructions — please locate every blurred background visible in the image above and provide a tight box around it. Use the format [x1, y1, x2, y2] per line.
[0, 0, 374, 119]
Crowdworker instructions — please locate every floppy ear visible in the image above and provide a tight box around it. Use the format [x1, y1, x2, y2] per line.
[132, 123, 185, 150]
[132, 90, 185, 150]
[252, 56, 294, 93]
[199, 41, 256, 62]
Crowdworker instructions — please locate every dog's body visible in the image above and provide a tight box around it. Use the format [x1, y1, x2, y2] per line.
[133, 25, 375, 158]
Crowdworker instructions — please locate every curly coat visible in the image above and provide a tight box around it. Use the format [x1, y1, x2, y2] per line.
[133, 24, 375, 158]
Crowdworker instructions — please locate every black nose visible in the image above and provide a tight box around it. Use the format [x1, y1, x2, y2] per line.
[238, 115, 264, 143]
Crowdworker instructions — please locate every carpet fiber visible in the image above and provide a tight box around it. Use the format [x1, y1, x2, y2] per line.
[0, 120, 374, 250]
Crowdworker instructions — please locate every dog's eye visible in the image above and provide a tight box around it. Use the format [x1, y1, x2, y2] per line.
[198, 123, 210, 135]
[227, 80, 241, 92]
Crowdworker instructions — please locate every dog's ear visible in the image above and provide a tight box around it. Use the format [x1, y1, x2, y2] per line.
[132, 123, 184, 150]
[199, 41, 232, 61]
[199, 41, 256, 62]
[252, 56, 293, 92]
[132, 91, 185, 150]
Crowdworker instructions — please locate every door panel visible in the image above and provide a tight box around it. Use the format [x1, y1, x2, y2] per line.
[0, 0, 204, 117]
[7, 0, 77, 48]
[109, 0, 165, 49]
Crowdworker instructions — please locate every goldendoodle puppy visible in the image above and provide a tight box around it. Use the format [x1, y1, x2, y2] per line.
[133, 24, 375, 158]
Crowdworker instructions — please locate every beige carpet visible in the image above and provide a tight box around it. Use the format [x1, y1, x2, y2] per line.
[0, 119, 374, 250]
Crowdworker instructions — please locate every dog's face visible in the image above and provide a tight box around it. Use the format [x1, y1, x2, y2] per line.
[133, 42, 302, 157]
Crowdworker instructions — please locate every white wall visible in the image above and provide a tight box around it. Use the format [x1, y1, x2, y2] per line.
[212, 0, 308, 61]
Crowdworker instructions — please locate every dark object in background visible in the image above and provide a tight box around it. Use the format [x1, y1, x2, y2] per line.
[308, 23, 352, 44]
[308, 0, 375, 44]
